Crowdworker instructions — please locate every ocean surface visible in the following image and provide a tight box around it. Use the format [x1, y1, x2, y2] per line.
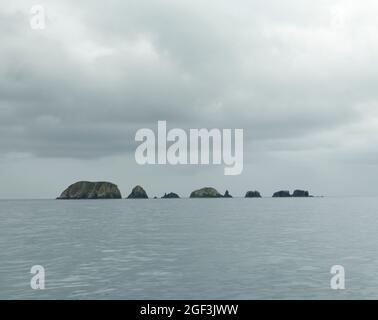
[1, 197, 378, 299]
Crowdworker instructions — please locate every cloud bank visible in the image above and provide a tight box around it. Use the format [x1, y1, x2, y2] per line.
[1, 0, 378, 197]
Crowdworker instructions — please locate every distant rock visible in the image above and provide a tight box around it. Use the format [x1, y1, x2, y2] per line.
[292, 190, 310, 197]
[245, 191, 262, 198]
[223, 190, 232, 198]
[272, 190, 291, 198]
[162, 192, 180, 199]
[190, 187, 223, 198]
[127, 185, 148, 199]
[57, 181, 122, 200]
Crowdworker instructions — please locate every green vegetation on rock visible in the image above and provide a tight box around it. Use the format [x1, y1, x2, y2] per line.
[190, 187, 223, 198]
[127, 185, 149, 199]
[57, 181, 122, 199]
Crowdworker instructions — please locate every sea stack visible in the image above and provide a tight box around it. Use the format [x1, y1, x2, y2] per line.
[223, 190, 232, 198]
[127, 185, 148, 199]
[190, 187, 223, 198]
[292, 190, 310, 197]
[245, 191, 262, 198]
[272, 190, 291, 198]
[162, 192, 180, 199]
[57, 181, 122, 199]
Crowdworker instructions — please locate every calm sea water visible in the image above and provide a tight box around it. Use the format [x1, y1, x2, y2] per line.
[1, 197, 378, 299]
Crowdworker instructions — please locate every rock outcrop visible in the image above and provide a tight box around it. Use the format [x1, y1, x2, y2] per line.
[245, 191, 262, 198]
[190, 187, 223, 198]
[272, 190, 311, 197]
[127, 185, 148, 199]
[57, 181, 122, 199]
[272, 190, 291, 198]
[223, 190, 232, 198]
[292, 190, 310, 197]
[162, 192, 180, 199]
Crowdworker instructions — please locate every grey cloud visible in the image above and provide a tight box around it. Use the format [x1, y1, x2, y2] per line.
[1, 0, 378, 197]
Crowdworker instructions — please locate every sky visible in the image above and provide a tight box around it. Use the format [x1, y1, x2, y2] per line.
[1, 0, 378, 199]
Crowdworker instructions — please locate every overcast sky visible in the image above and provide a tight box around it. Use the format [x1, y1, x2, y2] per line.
[1, 0, 378, 198]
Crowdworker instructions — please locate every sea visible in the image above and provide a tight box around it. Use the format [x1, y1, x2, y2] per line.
[1, 197, 378, 299]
